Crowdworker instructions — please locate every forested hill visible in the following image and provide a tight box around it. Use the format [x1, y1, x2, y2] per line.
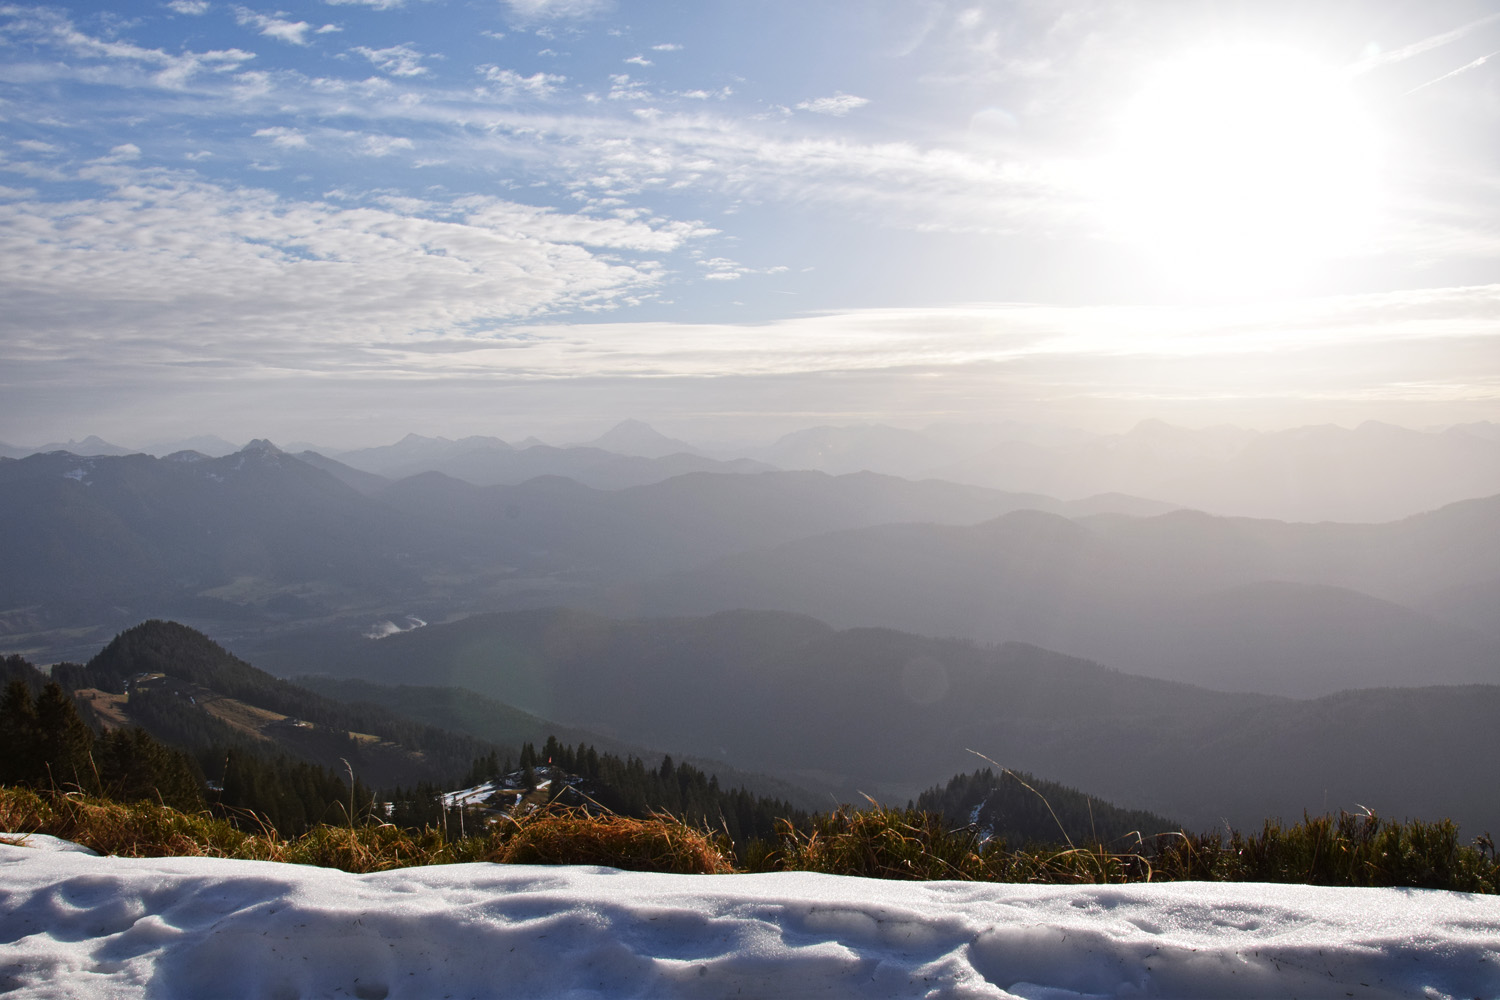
[915, 768, 1176, 848]
[245, 605, 1500, 837]
[10, 620, 828, 844]
[54, 620, 503, 788]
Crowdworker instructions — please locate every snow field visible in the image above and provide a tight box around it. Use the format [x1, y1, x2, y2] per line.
[2, 840, 1499, 999]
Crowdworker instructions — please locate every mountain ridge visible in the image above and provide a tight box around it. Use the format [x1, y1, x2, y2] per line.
[242, 604, 1500, 836]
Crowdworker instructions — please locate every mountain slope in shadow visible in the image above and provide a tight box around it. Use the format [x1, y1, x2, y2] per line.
[248, 607, 1500, 836]
[619, 501, 1500, 695]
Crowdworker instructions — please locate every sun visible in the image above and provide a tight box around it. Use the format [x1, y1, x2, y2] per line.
[1103, 44, 1380, 294]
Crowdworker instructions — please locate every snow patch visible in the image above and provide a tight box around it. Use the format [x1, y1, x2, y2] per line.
[364, 616, 428, 639]
[438, 766, 577, 811]
[0, 833, 98, 855]
[2, 846, 1497, 999]
[439, 779, 505, 809]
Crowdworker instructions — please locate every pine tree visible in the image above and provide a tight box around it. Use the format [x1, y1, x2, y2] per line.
[0, 679, 42, 785]
[34, 682, 97, 792]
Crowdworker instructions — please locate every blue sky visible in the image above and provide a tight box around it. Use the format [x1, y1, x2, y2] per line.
[3, 0, 1499, 446]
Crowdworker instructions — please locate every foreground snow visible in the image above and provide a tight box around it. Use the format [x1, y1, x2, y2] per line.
[2, 840, 1498, 999]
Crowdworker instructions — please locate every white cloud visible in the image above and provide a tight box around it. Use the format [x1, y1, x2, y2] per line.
[695, 256, 787, 282]
[0, 12, 1083, 239]
[353, 43, 430, 77]
[450, 288, 1500, 389]
[0, 7, 254, 88]
[478, 66, 566, 99]
[0, 166, 708, 357]
[359, 134, 414, 156]
[324, 0, 404, 8]
[166, 0, 211, 14]
[1350, 12, 1500, 75]
[11, 2, 1486, 264]
[651, 43, 681, 52]
[503, 0, 609, 21]
[16, 140, 62, 153]
[425, 108, 1074, 234]
[796, 93, 870, 116]
[254, 126, 308, 148]
[1404, 51, 1500, 96]
[607, 73, 649, 101]
[624, 55, 652, 67]
[233, 8, 317, 46]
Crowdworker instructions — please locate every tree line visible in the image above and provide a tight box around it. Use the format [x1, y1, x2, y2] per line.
[1, 661, 202, 812]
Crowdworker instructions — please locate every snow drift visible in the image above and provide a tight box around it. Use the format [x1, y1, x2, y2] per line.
[2, 840, 1498, 998]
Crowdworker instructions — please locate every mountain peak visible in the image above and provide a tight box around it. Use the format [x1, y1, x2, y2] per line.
[34, 435, 131, 457]
[241, 439, 282, 454]
[584, 420, 700, 458]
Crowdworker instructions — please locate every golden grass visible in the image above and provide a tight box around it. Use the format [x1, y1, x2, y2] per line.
[4, 785, 1494, 891]
[493, 809, 733, 874]
[0, 787, 727, 875]
[0, 786, 246, 859]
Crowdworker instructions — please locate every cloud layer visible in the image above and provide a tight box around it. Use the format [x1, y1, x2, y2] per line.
[1, 0, 1498, 443]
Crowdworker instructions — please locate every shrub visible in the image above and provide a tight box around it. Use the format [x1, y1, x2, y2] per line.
[494, 809, 732, 874]
[771, 806, 986, 880]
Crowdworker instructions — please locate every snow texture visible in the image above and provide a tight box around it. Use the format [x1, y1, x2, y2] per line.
[2, 842, 1498, 998]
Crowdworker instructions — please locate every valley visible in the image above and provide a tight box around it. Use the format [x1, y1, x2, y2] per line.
[4, 422, 1500, 841]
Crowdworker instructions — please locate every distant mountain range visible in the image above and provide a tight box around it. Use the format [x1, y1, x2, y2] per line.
[749, 419, 1500, 523]
[572, 419, 704, 459]
[244, 606, 1500, 837]
[620, 501, 1500, 695]
[10, 417, 1500, 520]
[5, 436, 1499, 697]
[0, 441, 448, 635]
[327, 428, 768, 489]
[6, 425, 1500, 837]
[0, 441, 1166, 660]
[0, 435, 136, 459]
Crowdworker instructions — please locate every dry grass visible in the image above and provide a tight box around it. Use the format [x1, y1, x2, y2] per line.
[0, 787, 729, 875]
[493, 808, 733, 874]
[5, 785, 1494, 891]
[0, 786, 249, 859]
[755, 803, 1500, 892]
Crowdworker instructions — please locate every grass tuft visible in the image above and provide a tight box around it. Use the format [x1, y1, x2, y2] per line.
[494, 808, 733, 874]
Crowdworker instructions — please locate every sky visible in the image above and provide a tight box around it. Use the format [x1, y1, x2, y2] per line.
[6, 842, 1500, 998]
[2, 0, 1499, 447]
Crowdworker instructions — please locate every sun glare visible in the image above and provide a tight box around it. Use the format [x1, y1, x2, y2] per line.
[1104, 44, 1380, 294]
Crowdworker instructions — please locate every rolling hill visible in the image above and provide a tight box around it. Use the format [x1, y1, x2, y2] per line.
[619, 501, 1500, 695]
[245, 606, 1500, 836]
